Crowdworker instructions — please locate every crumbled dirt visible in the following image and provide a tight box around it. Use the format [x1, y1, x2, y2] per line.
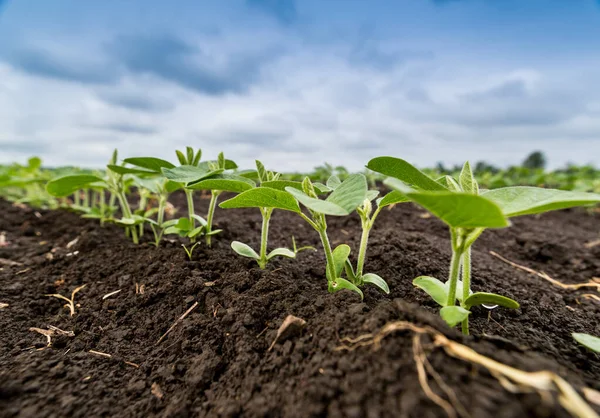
[0, 193, 599, 417]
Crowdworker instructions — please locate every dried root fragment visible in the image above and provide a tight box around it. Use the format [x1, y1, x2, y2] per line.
[490, 251, 600, 292]
[29, 326, 74, 347]
[268, 315, 306, 351]
[45, 284, 86, 316]
[338, 321, 598, 418]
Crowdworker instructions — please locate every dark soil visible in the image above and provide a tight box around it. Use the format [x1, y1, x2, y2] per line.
[0, 193, 599, 418]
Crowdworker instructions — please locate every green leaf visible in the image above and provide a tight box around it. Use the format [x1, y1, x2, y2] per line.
[440, 306, 470, 327]
[331, 244, 351, 278]
[329, 277, 364, 299]
[231, 241, 260, 259]
[377, 190, 410, 208]
[186, 147, 194, 164]
[313, 182, 332, 193]
[206, 229, 223, 236]
[176, 150, 187, 165]
[285, 187, 349, 215]
[266, 248, 296, 260]
[449, 280, 471, 303]
[362, 273, 390, 294]
[192, 149, 202, 166]
[123, 157, 175, 172]
[481, 186, 600, 217]
[367, 157, 447, 191]
[256, 160, 267, 183]
[188, 173, 256, 192]
[188, 226, 205, 238]
[326, 175, 341, 190]
[47, 175, 105, 197]
[459, 162, 478, 195]
[262, 180, 329, 194]
[219, 187, 301, 212]
[446, 176, 462, 192]
[107, 164, 155, 176]
[325, 174, 367, 213]
[572, 333, 600, 353]
[198, 159, 238, 171]
[161, 166, 217, 184]
[399, 190, 510, 229]
[464, 292, 520, 310]
[191, 214, 207, 226]
[413, 276, 448, 307]
[366, 190, 380, 201]
[344, 260, 357, 282]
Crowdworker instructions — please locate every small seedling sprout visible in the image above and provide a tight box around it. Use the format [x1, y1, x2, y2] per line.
[46, 284, 86, 316]
[220, 161, 314, 268]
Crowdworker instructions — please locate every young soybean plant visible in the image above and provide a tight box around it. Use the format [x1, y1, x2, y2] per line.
[47, 150, 142, 243]
[162, 150, 249, 246]
[284, 174, 370, 298]
[326, 175, 393, 294]
[367, 156, 600, 334]
[219, 161, 313, 269]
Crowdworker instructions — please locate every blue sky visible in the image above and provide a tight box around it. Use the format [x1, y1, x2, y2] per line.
[1, 0, 600, 170]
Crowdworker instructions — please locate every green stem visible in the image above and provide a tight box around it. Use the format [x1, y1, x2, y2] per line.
[116, 192, 138, 244]
[185, 189, 195, 227]
[461, 248, 472, 335]
[157, 196, 166, 226]
[315, 216, 337, 284]
[83, 189, 89, 208]
[258, 208, 272, 269]
[355, 219, 371, 280]
[445, 246, 463, 307]
[205, 191, 221, 247]
[74, 190, 80, 206]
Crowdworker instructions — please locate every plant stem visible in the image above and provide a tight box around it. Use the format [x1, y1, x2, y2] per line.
[157, 196, 166, 225]
[258, 208, 272, 269]
[185, 189, 195, 227]
[83, 189, 89, 208]
[445, 246, 463, 307]
[205, 191, 221, 247]
[315, 216, 337, 283]
[116, 192, 138, 244]
[355, 219, 371, 279]
[74, 190, 80, 206]
[461, 247, 472, 335]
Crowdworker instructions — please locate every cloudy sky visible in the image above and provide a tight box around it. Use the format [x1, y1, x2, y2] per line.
[1, 0, 600, 171]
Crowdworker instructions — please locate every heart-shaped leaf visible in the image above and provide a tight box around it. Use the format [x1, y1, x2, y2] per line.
[326, 175, 341, 190]
[220, 187, 301, 212]
[231, 241, 260, 260]
[440, 306, 470, 327]
[46, 175, 105, 196]
[362, 273, 390, 294]
[481, 186, 600, 217]
[413, 276, 448, 306]
[464, 292, 520, 310]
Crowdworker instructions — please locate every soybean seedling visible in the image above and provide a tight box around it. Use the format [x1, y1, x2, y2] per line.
[284, 174, 368, 298]
[368, 156, 600, 334]
[46, 285, 86, 316]
[220, 160, 314, 268]
[47, 150, 142, 243]
[319, 175, 392, 294]
[162, 150, 254, 246]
